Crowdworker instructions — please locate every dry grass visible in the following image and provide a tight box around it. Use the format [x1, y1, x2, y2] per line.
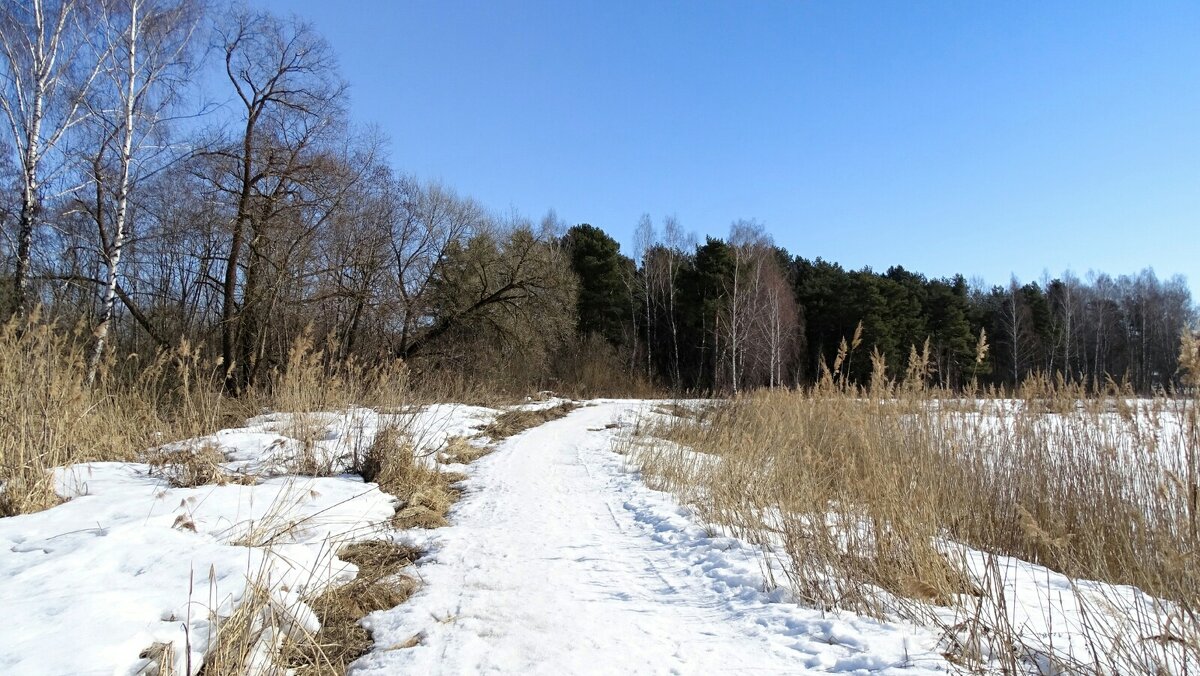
[482, 401, 578, 440]
[0, 316, 422, 517]
[281, 541, 421, 674]
[138, 642, 176, 676]
[227, 486, 314, 549]
[353, 424, 463, 530]
[0, 315, 243, 516]
[201, 537, 422, 674]
[269, 331, 411, 416]
[630, 370, 1199, 672]
[268, 334, 412, 478]
[145, 444, 256, 488]
[633, 394, 977, 614]
[0, 317, 480, 674]
[283, 420, 341, 478]
[197, 581, 280, 676]
[440, 435, 492, 464]
[204, 424, 443, 673]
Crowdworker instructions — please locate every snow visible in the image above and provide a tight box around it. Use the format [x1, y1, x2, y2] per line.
[0, 397, 1191, 674]
[352, 401, 947, 674]
[938, 547, 1199, 674]
[630, 401, 1199, 675]
[0, 464, 393, 675]
[0, 402, 500, 676]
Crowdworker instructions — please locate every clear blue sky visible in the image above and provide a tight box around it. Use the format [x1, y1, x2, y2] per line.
[253, 0, 1200, 294]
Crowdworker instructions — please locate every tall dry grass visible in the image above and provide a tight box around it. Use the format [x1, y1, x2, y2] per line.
[0, 314, 241, 515]
[0, 317, 483, 673]
[628, 350, 1199, 673]
[269, 331, 412, 415]
[0, 316, 419, 517]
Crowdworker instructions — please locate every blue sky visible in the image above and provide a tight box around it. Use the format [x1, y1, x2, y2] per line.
[253, 0, 1200, 293]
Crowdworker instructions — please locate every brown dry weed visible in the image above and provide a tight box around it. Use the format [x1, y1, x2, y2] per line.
[483, 401, 578, 440]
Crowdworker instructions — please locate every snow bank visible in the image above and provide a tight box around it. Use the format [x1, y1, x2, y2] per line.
[0, 402, 502, 675]
[0, 463, 394, 675]
[8, 397, 1182, 675]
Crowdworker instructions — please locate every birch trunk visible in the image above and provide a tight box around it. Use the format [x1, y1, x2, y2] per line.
[87, 0, 140, 383]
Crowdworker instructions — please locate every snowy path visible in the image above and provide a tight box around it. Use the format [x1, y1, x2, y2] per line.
[355, 401, 946, 675]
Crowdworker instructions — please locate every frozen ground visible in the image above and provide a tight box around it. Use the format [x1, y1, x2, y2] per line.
[354, 401, 946, 675]
[0, 403, 498, 676]
[0, 399, 1191, 674]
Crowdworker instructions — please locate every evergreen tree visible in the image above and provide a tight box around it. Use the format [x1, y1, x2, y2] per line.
[563, 224, 634, 347]
[923, 276, 976, 387]
[678, 237, 734, 390]
[792, 257, 857, 379]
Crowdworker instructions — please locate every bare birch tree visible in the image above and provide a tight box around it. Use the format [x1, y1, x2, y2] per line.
[1001, 278, 1028, 385]
[633, 213, 655, 379]
[80, 0, 200, 381]
[660, 214, 691, 388]
[727, 219, 772, 392]
[0, 0, 108, 316]
[762, 261, 797, 387]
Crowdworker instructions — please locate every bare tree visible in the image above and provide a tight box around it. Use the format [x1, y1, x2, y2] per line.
[633, 213, 654, 379]
[1047, 271, 1080, 385]
[660, 215, 690, 388]
[306, 138, 395, 361]
[0, 0, 108, 315]
[389, 177, 483, 356]
[127, 163, 226, 348]
[998, 277, 1035, 386]
[79, 0, 200, 381]
[726, 219, 772, 392]
[206, 8, 346, 391]
[762, 261, 798, 387]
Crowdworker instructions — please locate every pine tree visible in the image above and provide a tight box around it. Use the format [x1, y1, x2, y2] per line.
[563, 224, 633, 347]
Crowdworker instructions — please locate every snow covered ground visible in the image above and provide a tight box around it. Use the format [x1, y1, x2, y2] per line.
[0, 398, 1192, 674]
[0, 465, 394, 675]
[354, 400, 947, 675]
[0, 402, 499, 675]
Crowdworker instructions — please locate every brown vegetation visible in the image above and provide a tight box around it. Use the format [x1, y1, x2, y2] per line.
[628, 349, 1199, 673]
[282, 541, 422, 674]
[483, 401, 579, 440]
[0, 316, 242, 516]
[199, 541, 420, 676]
[353, 424, 464, 530]
[0, 314, 422, 517]
[145, 444, 254, 488]
[440, 436, 492, 465]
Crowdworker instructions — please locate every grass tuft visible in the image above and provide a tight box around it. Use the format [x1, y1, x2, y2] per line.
[355, 424, 463, 530]
[145, 444, 255, 488]
[281, 541, 421, 674]
[482, 401, 578, 440]
[440, 435, 491, 464]
[138, 642, 176, 676]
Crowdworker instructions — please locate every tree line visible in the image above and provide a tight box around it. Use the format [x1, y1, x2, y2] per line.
[568, 219, 1195, 393]
[1, 0, 1193, 395]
